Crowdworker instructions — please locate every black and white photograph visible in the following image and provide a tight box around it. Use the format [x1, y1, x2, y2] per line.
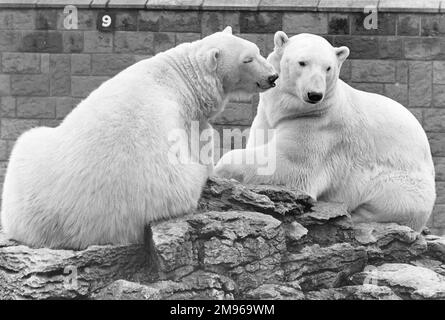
[0, 0, 444, 307]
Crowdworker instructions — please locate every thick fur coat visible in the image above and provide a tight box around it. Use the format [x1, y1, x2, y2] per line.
[1, 27, 277, 249]
[215, 32, 436, 231]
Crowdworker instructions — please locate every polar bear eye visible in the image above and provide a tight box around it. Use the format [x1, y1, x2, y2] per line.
[327, 66, 331, 72]
[299, 61, 306, 67]
[243, 57, 253, 63]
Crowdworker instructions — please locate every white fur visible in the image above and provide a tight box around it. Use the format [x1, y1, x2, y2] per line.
[215, 33, 436, 231]
[0, 29, 277, 249]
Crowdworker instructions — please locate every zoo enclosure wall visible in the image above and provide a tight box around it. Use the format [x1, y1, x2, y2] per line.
[0, 0, 444, 235]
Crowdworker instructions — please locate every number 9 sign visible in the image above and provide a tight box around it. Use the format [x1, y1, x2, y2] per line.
[97, 12, 115, 32]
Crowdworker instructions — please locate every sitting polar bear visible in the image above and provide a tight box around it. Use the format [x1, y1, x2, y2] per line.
[215, 32, 436, 231]
[1, 27, 278, 249]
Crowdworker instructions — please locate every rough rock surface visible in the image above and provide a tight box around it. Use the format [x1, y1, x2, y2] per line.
[0, 177, 444, 300]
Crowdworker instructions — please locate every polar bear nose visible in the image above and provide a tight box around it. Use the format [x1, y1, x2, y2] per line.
[268, 74, 279, 84]
[307, 91, 323, 102]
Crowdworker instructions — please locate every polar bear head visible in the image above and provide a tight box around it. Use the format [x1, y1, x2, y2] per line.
[199, 27, 278, 97]
[269, 31, 349, 107]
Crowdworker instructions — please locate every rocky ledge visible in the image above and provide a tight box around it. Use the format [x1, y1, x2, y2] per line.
[0, 177, 444, 300]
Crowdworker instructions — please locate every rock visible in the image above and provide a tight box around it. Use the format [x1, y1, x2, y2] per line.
[95, 280, 175, 300]
[0, 243, 148, 299]
[425, 235, 445, 263]
[199, 178, 354, 247]
[305, 285, 401, 300]
[299, 202, 354, 246]
[150, 210, 285, 292]
[351, 263, 445, 300]
[284, 242, 367, 290]
[299, 201, 350, 225]
[411, 258, 445, 277]
[244, 281, 304, 300]
[0, 177, 444, 300]
[150, 219, 198, 280]
[353, 222, 427, 262]
[95, 271, 235, 300]
[198, 177, 312, 218]
[422, 227, 431, 235]
[283, 221, 308, 242]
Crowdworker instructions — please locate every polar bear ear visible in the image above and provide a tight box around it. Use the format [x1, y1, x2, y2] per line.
[335, 46, 350, 63]
[222, 26, 232, 34]
[206, 48, 221, 71]
[274, 31, 289, 50]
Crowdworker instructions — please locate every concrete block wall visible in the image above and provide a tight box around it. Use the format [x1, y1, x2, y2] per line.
[0, 0, 444, 234]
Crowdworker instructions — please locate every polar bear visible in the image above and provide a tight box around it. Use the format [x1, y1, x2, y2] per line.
[0, 27, 278, 249]
[215, 32, 436, 231]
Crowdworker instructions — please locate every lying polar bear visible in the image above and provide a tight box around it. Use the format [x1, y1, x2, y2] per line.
[1, 27, 278, 249]
[215, 32, 436, 231]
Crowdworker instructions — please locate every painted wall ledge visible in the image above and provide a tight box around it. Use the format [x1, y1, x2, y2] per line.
[0, 0, 443, 13]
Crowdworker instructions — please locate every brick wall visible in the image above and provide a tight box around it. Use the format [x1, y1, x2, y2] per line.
[0, 0, 444, 235]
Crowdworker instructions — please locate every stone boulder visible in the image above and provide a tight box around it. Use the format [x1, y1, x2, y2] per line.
[0, 177, 444, 300]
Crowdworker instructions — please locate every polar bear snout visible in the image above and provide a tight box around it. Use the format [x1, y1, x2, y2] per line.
[300, 72, 327, 104]
[256, 73, 279, 90]
[268, 73, 279, 86]
[307, 91, 323, 103]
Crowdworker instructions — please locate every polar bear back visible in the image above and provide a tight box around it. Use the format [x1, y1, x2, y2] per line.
[340, 80, 433, 173]
[0, 51, 208, 249]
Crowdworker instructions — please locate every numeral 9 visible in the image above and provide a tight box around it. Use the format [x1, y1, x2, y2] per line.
[102, 15, 112, 27]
